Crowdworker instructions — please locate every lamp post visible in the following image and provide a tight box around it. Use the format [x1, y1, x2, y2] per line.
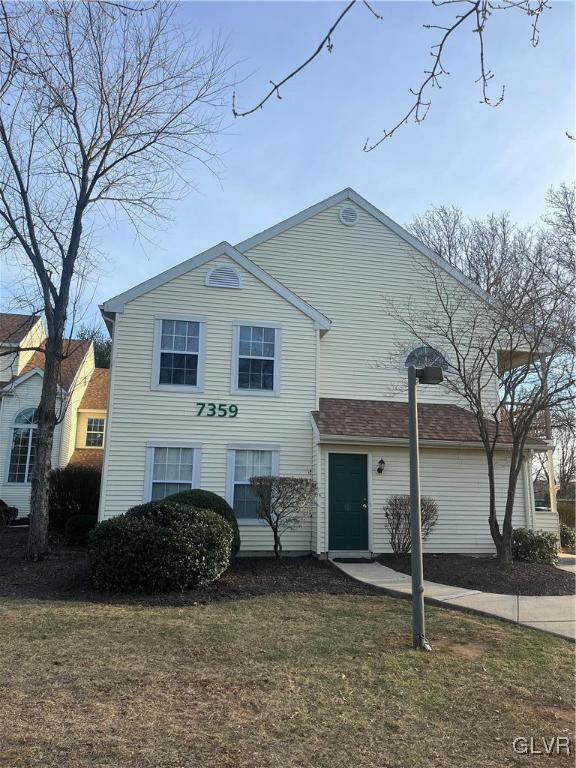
[408, 364, 444, 651]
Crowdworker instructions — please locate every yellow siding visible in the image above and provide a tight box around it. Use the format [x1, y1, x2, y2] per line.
[58, 348, 95, 466]
[244, 203, 499, 407]
[0, 319, 45, 383]
[75, 410, 106, 449]
[319, 444, 529, 554]
[100, 255, 318, 551]
[0, 374, 63, 516]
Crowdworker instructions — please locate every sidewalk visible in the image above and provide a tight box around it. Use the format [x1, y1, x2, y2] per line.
[333, 560, 576, 641]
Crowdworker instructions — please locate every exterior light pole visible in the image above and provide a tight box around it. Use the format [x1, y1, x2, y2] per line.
[408, 364, 444, 651]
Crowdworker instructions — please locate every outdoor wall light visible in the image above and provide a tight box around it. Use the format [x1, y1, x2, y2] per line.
[376, 458, 386, 474]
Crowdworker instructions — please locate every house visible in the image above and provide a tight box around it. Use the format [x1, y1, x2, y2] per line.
[99, 189, 559, 555]
[0, 313, 110, 517]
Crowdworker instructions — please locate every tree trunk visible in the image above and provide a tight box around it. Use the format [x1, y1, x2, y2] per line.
[272, 527, 282, 559]
[485, 449, 504, 557]
[497, 450, 524, 566]
[26, 334, 62, 561]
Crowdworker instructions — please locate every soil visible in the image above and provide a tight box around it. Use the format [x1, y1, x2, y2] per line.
[0, 526, 382, 605]
[377, 552, 575, 596]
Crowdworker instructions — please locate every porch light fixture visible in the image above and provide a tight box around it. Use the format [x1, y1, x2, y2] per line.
[408, 364, 444, 652]
[376, 458, 386, 474]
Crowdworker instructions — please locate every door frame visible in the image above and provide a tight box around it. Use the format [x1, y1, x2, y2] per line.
[326, 449, 372, 553]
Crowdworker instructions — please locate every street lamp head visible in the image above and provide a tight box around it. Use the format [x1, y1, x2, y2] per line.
[416, 366, 444, 385]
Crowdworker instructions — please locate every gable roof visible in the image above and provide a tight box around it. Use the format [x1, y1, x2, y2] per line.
[0, 313, 41, 345]
[236, 188, 494, 307]
[1, 339, 92, 393]
[79, 368, 110, 411]
[101, 242, 331, 331]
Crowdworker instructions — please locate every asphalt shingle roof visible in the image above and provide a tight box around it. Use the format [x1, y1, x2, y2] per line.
[0, 313, 39, 344]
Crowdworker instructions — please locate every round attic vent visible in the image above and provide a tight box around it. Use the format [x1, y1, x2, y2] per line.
[338, 206, 358, 226]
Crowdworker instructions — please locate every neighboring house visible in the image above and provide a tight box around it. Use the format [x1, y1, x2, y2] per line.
[0, 313, 110, 517]
[99, 189, 558, 555]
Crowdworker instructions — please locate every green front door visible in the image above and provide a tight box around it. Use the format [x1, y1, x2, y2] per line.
[328, 453, 368, 551]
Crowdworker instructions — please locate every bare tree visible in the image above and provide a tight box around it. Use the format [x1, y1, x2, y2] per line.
[249, 476, 317, 558]
[232, 0, 555, 148]
[389, 226, 574, 564]
[534, 404, 575, 500]
[0, 1, 231, 560]
[77, 324, 112, 368]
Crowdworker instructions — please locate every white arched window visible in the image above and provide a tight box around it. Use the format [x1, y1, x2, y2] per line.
[8, 408, 38, 483]
[405, 345, 449, 371]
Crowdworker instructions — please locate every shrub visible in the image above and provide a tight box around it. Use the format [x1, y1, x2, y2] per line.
[88, 501, 232, 592]
[512, 528, 558, 566]
[384, 495, 439, 555]
[65, 514, 97, 546]
[49, 467, 101, 533]
[560, 523, 576, 553]
[0, 500, 17, 530]
[165, 489, 240, 557]
[557, 499, 576, 529]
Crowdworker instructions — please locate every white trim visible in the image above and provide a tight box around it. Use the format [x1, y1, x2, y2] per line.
[226, 444, 279, 526]
[101, 241, 331, 331]
[230, 322, 282, 397]
[150, 315, 206, 393]
[78, 408, 107, 414]
[235, 188, 494, 309]
[143, 442, 202, 502]
[85, 416, 106, 449]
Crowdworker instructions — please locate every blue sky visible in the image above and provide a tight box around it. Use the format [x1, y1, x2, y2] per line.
[2, 1, 574, 323]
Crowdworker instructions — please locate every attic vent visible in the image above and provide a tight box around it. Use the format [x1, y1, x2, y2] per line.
[338, 206, 358, 226]
[205, 265, 242, 289]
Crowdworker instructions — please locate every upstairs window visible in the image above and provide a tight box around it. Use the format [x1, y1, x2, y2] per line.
[86, 417, 105, 447]
[153, 317, 205, 391]
[405, 345, 449, 371]
[8, 408, 37, 483]
[233, 324, 280, 394]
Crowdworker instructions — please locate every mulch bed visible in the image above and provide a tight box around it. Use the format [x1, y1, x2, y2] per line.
[378, 552, 575, 596]
[0, 527, 381, 606]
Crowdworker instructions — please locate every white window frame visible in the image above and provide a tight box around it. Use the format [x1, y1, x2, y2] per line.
[151, 315, 206, 393]
[85, 416, 106, 448]
[143, 441, 202, 502]
[230, 321, 281, 397]
[6, 408, 37, 485]
[226, 444, 280, 525]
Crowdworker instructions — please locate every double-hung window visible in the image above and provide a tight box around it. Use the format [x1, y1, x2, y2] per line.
[86, 417, 105, 447]
[8, 408, 37, 483]
[233, 324, 280, 394]
[153, 317, 205, 390]
[147, 445, 199, 500]
[228, 448, 278, 520]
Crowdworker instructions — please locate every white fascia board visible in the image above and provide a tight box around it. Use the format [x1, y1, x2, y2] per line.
[315, 432, 547, 451]
[100, 241, 331, 331]
[235, 187, 494, 309]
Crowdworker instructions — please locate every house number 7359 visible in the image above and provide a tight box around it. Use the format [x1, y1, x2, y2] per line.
[196, 402, 238, 417]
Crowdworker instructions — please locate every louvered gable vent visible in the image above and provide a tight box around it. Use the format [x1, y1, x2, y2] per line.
[338, 206, 358, 226]
[205, 264, 242, 289]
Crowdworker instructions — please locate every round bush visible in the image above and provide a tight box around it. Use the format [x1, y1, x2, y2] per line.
[88, 502, 232, 593]
[560, 523, 576, 553]
[65, 514, 97, 546]
[165, 489, 240, 557]
[512, 528, 559, 566]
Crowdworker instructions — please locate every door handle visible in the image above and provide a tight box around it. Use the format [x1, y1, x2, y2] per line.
[362, 503, 367, 510]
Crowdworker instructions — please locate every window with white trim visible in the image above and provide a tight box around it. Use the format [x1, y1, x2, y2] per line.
[155, 319, 202, 388]
[150, 446, 196, 500]
[8, 408, 37, 483]
[231, 449, 275, 519]
[236, 325, 277, 391]
[405, 345, 449, 371]
[86, 417, 105, 447]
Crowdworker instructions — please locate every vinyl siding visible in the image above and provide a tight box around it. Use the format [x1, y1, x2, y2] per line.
[0, 374, 63, 516]
[319, 444, 530, 554]
[0, 319, 45, 383]
[58, 348, 95, 466]
[243, 203, 499, 408]
[99, 255, 318, 551]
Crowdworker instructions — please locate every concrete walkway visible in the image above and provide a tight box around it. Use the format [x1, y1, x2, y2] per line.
[333, 560, 576, 641]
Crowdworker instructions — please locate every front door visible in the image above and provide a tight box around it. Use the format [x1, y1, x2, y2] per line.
[328, 453, 368, 551]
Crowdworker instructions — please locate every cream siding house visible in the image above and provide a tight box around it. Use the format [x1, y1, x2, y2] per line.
[99, 189, 558, 555]
[0, 313, 110, 517]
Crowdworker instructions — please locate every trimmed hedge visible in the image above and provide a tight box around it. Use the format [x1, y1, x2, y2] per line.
[0, 499, 17, 529]
[165, 489, 240, 557]
[88, 501, 232, 593]
[560, 523, 576, 553]
[49, 467, 101, 533]
[557, 499, 575, 529]
[512, 528, 558, 566]
[65, 514, 97, 546]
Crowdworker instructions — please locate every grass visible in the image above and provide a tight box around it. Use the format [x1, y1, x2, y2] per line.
[0, 594, 573, 767]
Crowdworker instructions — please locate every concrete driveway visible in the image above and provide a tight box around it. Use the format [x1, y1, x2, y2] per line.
[334, 560, 576, 641]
